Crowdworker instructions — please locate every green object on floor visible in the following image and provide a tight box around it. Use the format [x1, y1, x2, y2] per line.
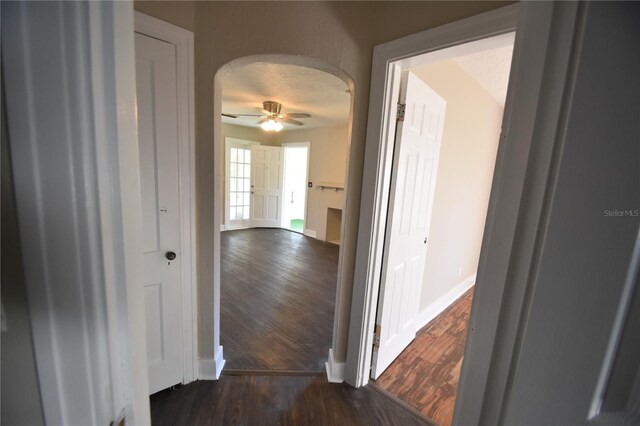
[290, 219, 304, 233]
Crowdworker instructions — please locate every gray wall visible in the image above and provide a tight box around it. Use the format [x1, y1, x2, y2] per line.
[1, 80, 45, 425]
[503, 2, 640, 424]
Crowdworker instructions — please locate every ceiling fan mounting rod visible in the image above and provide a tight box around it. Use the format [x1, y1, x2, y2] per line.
[263, 100, 282, 115]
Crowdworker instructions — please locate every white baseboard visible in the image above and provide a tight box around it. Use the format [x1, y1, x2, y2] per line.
[325, 348, 345, 383]
[220, 224, 226, 232]
[415, 274, 476, 331]
[199, 346, 225, 380]
[303, 229, 317, 238]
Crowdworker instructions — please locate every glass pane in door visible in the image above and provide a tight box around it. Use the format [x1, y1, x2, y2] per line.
[229, 146, 251, 226]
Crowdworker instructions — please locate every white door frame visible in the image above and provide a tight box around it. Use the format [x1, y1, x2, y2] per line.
[346, 2, 520, 387]
[224, 137, 261, 230]
[347, 2, 585, 424]
[134, 12, 198, 385]
[3, 2, 150, 423]
[280, 142, 311, 231]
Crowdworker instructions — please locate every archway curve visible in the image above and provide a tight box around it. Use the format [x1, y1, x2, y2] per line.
[211, 53, 356, 378]
[215, 53, 356, 94]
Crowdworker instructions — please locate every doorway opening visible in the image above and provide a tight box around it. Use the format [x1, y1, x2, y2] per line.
[365, 33, 515, 425]
[282, 143, 310, 234]
[218, 60, 352, 373]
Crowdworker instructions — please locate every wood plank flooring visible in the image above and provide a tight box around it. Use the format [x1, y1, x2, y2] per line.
[374, 288, 474, 426]
[221, 228, 338, 371]
[150, 375, 436, 426]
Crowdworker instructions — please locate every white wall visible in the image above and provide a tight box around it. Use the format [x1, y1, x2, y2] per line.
[411, 60, 504, 313]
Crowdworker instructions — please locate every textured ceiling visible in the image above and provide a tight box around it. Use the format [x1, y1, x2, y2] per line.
[221, 63, 351, 130]
[453, 45, 514, 106]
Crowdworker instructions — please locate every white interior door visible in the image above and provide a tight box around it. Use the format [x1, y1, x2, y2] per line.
[135, 32, 183, 394]
[371, 71, 447, 379]
[251, 145, 283, 228]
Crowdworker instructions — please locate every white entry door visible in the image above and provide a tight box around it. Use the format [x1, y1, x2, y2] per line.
[251, 145, 283, 227]
[226, 140, 253, 230]
[371, 71, 447, 379]
[135, 32, 183, 394]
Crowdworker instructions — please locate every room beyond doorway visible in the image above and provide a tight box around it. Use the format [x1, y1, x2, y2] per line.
[219, 60, 351, 374]
[373, 289, 474, 425]
[282, 142, 310, 234]
[365, 31, 513, 425]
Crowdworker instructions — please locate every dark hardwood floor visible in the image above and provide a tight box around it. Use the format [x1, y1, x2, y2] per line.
[373, 288, 474, 426]
[221, 228, 338, 371]
[150, 375, 435, 426]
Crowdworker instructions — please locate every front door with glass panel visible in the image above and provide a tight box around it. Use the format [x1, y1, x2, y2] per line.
[226, 139, 253, 230]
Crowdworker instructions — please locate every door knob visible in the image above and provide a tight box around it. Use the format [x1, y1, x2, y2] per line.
[165, 251, 177, 261]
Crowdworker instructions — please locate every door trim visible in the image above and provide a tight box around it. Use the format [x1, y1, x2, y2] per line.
[224, 137, 261, 230]
[348, 2, 586, 425]
[3, 2, 150, 423]
[134, 12, 198, 384]
[281, 142, 311, 232]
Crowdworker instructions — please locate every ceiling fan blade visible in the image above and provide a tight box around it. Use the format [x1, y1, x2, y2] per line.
[222, 113, 266, 117]
[282, 117, 304, 126]
[283, 113, 311, 118]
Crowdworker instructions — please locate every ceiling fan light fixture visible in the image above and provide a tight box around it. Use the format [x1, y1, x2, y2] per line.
[261, 118, 283, 132]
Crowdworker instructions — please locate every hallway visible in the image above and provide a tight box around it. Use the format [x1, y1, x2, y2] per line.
[151, 229, 437, 425]
[150, 375, 435, 426]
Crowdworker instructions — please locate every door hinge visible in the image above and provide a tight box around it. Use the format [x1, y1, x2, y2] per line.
[396, 103, 406, 122]
[373, 324, 381, 348]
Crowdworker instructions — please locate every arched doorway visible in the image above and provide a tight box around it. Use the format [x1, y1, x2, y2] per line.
[212, 55, 355, 375]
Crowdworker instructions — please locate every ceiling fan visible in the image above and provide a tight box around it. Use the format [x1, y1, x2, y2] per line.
[222, 101, 311, 131]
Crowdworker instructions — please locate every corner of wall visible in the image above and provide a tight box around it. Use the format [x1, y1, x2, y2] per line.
[198, 346, 225, 380]
[325, 348, 345, 383]
[416, 274, 476, 331]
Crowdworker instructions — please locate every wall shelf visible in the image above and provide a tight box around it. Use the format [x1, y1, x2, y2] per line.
[315, 182, 344, 192]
